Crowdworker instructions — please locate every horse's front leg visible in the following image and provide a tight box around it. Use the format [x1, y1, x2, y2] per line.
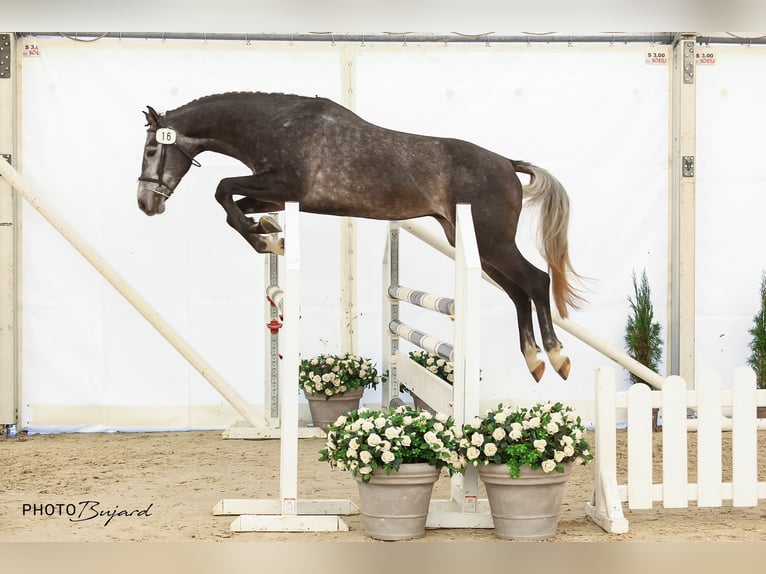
[215, 175, 288, 255]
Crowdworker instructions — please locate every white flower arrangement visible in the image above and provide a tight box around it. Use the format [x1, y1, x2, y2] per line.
[319, 405, 466, 482]
[408, 350, 455, 384]
[299, 353, 379, 399]
[459, 402, 593, 478]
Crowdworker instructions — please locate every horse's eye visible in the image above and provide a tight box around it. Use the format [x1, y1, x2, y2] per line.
[146, 149, 157, 157]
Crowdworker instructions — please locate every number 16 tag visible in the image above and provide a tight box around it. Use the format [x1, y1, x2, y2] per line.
[156, 128, 177, 144]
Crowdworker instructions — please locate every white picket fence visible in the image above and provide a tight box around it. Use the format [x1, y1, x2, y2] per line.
[585, 366, 766, 534]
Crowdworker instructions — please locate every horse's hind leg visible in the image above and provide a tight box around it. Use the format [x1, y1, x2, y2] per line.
[482, 265, 547, 381]
[434, 214, 548, 381]
[481, 243, 570, 380]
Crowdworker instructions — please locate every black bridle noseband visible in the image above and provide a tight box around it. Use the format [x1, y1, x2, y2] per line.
[138, 127, 201, 198]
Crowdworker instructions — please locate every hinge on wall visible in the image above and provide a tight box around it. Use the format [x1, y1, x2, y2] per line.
[1, 154, 10, 164]
[683, 40, 694, 84]
[0, 34, 11, 79]
[682, 156, 695, 177]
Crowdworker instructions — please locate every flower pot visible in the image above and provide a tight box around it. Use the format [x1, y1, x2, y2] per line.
[478, 462, 572, 540]
[355, 463, 440, 541]
[305, 386, 364, 432]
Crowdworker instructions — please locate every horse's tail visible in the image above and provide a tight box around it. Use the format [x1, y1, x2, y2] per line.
[512, 160, 585, 318]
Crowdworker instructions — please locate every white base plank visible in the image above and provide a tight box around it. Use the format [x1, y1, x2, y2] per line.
[222, 425, 326, 440]
[230, 514, 350, 532]
[425, 499, 493, 529]
[214, 498, 358, 516]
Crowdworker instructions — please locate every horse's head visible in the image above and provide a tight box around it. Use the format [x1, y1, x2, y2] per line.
[137, 105, 201, 215]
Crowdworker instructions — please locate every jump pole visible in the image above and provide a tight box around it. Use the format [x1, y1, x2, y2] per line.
[215, 202, 357, 532]
[0, 158, 262, 428]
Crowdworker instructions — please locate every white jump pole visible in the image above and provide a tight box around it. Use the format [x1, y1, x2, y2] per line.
[0, 158, 262, 427]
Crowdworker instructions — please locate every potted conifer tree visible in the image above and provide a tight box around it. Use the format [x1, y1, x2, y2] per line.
[746, 271, 766, 417]
[624, 269, 664, 431]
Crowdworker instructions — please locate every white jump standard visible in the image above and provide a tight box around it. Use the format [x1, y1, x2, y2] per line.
[382, 204, 493, 529]
[213, 202, 358, 532]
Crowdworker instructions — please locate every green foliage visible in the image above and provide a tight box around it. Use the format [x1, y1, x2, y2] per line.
[319, 405, 465, 482]
[459, 402, 592, 478]
[747, 271, 766, 389]
[299, 353, 378, 399]
[624, 269, 664, 385]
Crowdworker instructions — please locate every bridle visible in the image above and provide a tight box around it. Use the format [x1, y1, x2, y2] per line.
[138, 126, 201, 198]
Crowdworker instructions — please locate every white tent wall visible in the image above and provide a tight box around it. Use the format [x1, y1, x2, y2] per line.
[16, 37, 754, 432]
[695, 45, 766, 381]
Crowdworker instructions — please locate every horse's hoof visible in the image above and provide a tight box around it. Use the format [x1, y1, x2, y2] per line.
[259, 215, 283, 234]
[556, 357, 571, 380]
[272, 238, 285, 256]
[531, 361, 545, 383]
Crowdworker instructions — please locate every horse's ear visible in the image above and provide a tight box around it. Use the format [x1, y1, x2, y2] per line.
[144, 105, 162, 128]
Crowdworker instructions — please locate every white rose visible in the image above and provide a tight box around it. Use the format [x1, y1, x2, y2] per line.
[334, 415, 347, 427]
[528, 417, 541, 429]
[483, 443, 498, 457]
[493, 411, 508, 424]
[361, 420, 374, 432]
[551, 412, 564, 425]
[402, 416, 413, 426]
[358, 466, 372, 475]
[492, 427, 506, 441]
[470, 432, 485, 447]
[510, 422, 522, 432]
[348, 438, 359, 450]
[350, 421, 362, 432]
[312, 375, 322, 384]
[561, 435, 574, 446]
[509, 429, 522, 441]
[381, 451, 395, 464]
[424, 431, 439, 445]
[470, 417, 482, 430]
[336, 460, 347, 470]
[384, 426, 400, 440]
[554, 450, 565, 462]
[573, 428, 583, 440]
[533, 439, 547, 452]
[433, 422, 444, 432]
[401, 435, 412, 447]
[347, 448, 358, 459]
[324, 389, 333, 396]
[466, 446, 481, 460]
[310, 358, 319, 366]
[322, 373, 332, 382]
[541, 459, 557, 473]
[367, 433, 382, 447]
[545, 422, 559, 434]
[359, 450, 372, 464]
[563, 445, 575, 457]
[435, 412, 449, 423]
[374, 417, 387, 429]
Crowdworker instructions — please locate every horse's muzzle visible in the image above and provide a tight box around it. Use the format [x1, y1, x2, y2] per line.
[137, 183, 167, 215]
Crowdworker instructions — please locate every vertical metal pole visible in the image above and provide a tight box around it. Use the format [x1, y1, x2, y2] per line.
[339, 46, 358, 355]
[0, 33, 18, 427]
[265, 227, 280, 427]
[381, 222, 400, 407]
[669, 34, 696, 386]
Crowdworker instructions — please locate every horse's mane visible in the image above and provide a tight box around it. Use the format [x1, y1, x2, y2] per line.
[168, 91, 309, 114]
